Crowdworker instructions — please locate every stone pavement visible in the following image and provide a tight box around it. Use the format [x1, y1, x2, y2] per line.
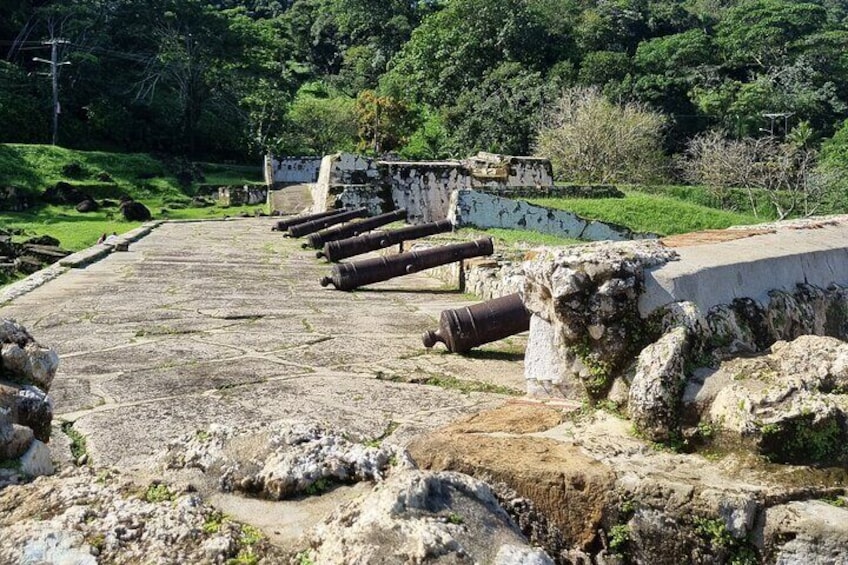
[0, 218, 525, 472]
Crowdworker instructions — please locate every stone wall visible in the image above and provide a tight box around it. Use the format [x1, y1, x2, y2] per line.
[383, 160, 469, 223]
[448, 190, 657, 241]
[264, 155, 322, 186]
[310, 153, 386, 215]
[310, 152, 556, 224]
[521, 216, 848, 454]
[465, 152, 553, 188]
[218, 185, 267, 207]
[478, 184, 624, 200]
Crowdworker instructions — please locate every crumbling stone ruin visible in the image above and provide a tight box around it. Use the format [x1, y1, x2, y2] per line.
[0, 318, 57, 486]
[296, 151, 653, 243]
[307, 151, 554, 223]
[0, 231, 70, 280]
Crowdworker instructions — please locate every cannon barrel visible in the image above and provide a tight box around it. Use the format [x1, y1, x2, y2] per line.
[304, 209, 407, 250]
[317, 220, 454, 261]
[422, 293, 530, 353]
[287, 207, 369, 238]
[320, 238, 493, 291]
[272, 210, 341, 232]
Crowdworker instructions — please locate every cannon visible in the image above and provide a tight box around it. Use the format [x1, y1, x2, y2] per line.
[272, 210, 341, 232]
[303, 209, 408, 250]
[320, 238, 493, 291]
[317, 220, 454, 262]
[287, 207, 369, 238]
[422, 293, 530, 353]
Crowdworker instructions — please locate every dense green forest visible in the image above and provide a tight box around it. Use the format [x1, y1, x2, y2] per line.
[1, 0, 847, 176]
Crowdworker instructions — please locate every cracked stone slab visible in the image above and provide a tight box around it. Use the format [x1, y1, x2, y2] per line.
[0, 219, 524, 476]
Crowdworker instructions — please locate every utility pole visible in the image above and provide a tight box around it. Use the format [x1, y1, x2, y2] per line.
[33, 39, 70, 146]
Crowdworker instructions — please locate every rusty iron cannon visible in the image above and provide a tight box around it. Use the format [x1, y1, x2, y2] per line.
[272, 210, 340, 232]
[303, 209, 408, 250]
[320, 238, 493, 291]
[287, 207, 369, 238]
[422, 292, 530, 353]
[317, 220, 454, 262]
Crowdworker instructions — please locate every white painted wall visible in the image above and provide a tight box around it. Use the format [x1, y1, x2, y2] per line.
[266, 156, 322, 185]
[448, 189, 657, 241]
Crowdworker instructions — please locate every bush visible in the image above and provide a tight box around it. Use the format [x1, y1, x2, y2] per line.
[534, 87, 668, 184]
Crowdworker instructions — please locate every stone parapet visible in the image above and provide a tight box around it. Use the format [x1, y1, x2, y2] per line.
[448, 190, 656, 241]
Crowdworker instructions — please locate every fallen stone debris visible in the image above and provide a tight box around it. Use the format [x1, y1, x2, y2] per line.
[0, 467, 287, 564]
[165, 421, 402, 500]
[0, 318, 58, 488]
[0, 230, 71, 280]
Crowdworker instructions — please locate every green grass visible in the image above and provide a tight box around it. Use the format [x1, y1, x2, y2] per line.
[1, 206, 142, 251]
[198, 162, 264, 186]
[0, 144, 262, 200]
[1, 203, 267, 252]
[475, 227, 583, 247]
[0, 144, 267, 252]
[0, 143, 180, 199]
[527, 190, 762, 236]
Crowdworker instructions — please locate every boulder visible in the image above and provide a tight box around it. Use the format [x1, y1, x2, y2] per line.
[522, 241, 678, 399]
[0, 383, 53, 442]
[120, 201, 152, 221]
[0, 186, 35, 212]
[0, 467, 287, 563]
[761, 500, 848, 563]
[628, 327, 691, 442]
[41, 182, 90, 205]
[75, 199, 99, 213]
[165, 422, 398, 500]
[1, 341, 59, 390]
[0, 319, 56, 446]
[409, 432, 615, 551]
[13, 256, 42, 275]
[689, 335, 848, 465]
[17, 439, 52, 477]
[0, 319, 59, 391]
[303, 469, 553, 564]
[23, 235, 60, 247]
[60, 162, 85, 178]
[0, 418, 34, 461]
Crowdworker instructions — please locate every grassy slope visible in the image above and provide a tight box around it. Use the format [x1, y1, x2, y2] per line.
[474, 227, 582, 247]
[527, 190, 762, 236]
[0, 144, 265, 250]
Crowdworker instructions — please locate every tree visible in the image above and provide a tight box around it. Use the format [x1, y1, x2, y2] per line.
[399, 110, 449, 160]
[534, 87, 667, 183]
[716, 0, 827, 68]
[821, 119, 848, 170]
[683, 130, 830, 218]
[281, 84, 357, 155]
[443, 62, 552, 156]
[354, 90, 415, 154]
[382, 0, 554, 108]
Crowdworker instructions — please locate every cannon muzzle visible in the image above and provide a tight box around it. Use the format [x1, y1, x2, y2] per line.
[422, 293, 530, 353]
